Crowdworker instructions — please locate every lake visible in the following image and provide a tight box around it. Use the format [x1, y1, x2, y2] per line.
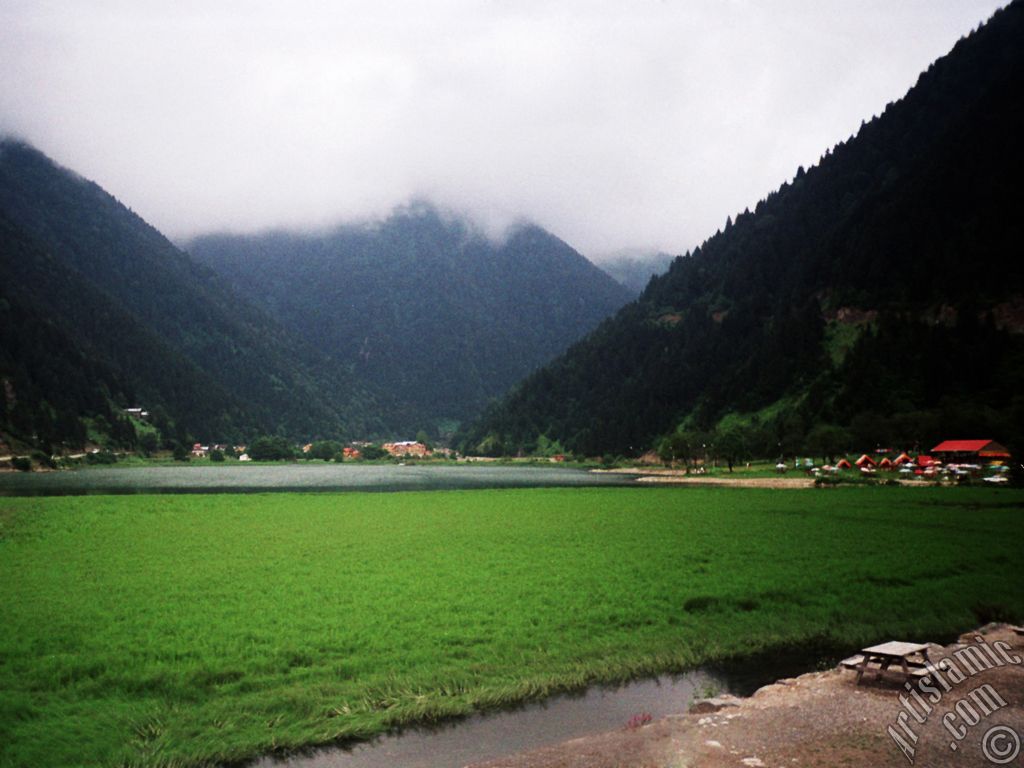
[0, 463, 640, 495]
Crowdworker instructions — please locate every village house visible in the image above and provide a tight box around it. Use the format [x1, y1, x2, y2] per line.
[383, 440, 430, 458]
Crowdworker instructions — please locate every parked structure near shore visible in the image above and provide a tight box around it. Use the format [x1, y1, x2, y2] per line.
[931, 439, 1011, 463]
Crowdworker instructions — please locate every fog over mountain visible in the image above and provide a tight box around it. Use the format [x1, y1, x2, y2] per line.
[0, 1, 1005, 259]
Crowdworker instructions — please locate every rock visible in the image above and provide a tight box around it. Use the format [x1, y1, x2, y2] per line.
[688, 694, 741, 714]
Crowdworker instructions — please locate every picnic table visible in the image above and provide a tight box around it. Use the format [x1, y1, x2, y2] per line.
[842, 641, 933, 684]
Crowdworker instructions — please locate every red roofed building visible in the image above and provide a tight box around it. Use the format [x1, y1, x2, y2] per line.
[931, 440, 1011, 462]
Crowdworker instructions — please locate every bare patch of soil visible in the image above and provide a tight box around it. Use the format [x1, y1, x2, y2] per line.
[595, 469, 814, 489]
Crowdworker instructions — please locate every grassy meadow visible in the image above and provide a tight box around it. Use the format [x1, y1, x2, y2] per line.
[1, 486, 1022, 767]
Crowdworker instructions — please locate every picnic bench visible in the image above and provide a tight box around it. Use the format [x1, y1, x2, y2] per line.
[840, 641, 935, 684]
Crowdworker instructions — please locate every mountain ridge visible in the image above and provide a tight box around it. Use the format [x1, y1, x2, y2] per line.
[188, 205, 631, 436]
[458, 0, 1024, 458]
[0, 139, 389, 450]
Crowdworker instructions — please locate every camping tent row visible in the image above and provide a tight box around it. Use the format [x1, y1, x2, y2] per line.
[832, 441, 1010, 471]
[846, 452, 919, 470]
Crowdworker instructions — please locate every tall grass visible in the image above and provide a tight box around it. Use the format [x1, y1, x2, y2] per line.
[1, 486, 1020, 766]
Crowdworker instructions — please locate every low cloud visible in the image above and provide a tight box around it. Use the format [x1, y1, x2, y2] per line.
[0, 0, 1005, 258]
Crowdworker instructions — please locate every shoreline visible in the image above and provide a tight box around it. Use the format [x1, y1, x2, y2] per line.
[469, 624, 1024, 768]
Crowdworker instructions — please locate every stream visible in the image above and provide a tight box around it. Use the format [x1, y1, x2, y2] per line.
[253, 650, 829, 768]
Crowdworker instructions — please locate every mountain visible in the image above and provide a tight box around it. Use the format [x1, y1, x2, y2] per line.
[188, 206, 631, 437]
[598, 251, 675, 295]
[0, 140, 386, 451]
[459, 1, 1024, 459]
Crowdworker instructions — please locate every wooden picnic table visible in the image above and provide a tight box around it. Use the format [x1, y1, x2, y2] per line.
[854, 641, 931, 684]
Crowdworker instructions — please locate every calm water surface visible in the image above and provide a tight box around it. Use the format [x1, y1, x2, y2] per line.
[254, 671, 722, 768]
[253, 649, 829, 768]
[0, 463, 639, 495]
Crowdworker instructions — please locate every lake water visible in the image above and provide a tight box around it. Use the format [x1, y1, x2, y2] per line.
[0, 463, 640, 496]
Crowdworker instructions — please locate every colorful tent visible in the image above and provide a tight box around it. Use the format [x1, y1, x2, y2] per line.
[836, 458, 852, 469]
[855, 454, 876, 467]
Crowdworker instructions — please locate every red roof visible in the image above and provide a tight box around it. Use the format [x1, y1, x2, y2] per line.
[931, 440, 1001, 453]
[929, 438, 1007, 456]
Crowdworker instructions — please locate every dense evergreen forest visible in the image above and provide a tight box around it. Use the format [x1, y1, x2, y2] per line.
[188, 206, 630, 436]
[0, 146, 628, 453]
[459, 2, 1024, 460]
[0, 141, 389, 452]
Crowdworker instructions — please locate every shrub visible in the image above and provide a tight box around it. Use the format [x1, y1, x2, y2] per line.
[12, 456, 31, 472]
[247, 436, 295, 461]
[360, 444, 388, 461]
[308, 441, 341, 461]
[31, 451, 56, 469]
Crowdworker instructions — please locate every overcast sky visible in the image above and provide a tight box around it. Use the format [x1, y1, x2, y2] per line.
[0, 0, 1007, 259]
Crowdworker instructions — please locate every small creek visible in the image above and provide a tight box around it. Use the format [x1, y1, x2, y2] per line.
[254, 650, 829, 768]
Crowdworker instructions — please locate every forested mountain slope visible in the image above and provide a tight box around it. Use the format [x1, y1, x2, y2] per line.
[459, 1, 1024, 458]
[0, 141, 385, 450]
[189, 207, 631, 435]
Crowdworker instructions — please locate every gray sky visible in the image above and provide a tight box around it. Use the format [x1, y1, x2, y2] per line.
[0, 0, 1007, 259]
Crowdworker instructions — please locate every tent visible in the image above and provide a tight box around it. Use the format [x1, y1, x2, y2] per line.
[836, 458, 852, 469]
[855, 454, 877, 467]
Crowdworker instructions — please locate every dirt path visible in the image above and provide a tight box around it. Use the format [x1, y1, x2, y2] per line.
[634, 475, 815, 489]
[469, 625, 1024, 768]
[593, 469, 815, 489]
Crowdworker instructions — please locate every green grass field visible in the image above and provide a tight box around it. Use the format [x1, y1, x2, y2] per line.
[1, 486, 1021, 767]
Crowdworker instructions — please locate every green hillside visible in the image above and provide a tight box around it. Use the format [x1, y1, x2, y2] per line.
[0, 141, 386, 451]
[188, 205, 631, 436]
[459, 2, 1024, 458]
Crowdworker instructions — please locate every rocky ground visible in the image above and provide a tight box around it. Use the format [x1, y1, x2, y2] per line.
[469, 625, 1024, 768]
